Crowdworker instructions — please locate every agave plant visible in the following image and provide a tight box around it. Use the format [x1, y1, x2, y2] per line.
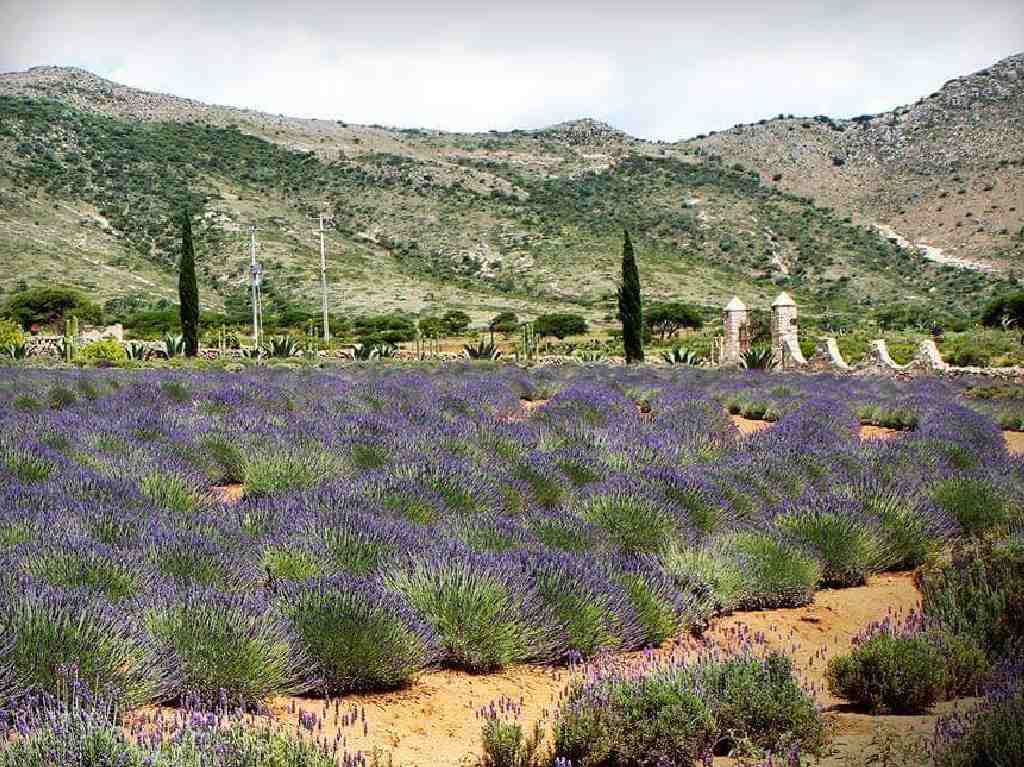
[2, 342, 27, 360]
[741, 346, 777, 370]
[465, 340, 502, 361]
[266, 336, 299, 358]
[125, 341, 147, 362]
[162, 334, 185, 359]
[662, 347, 703, 366]
[354, 342, 399, 361]
[574, 349, 607, 363]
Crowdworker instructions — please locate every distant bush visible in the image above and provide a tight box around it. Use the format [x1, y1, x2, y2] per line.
[0, 318, 24, 347]
[2, 286, 104, 329]
[827, 631, 946, 713]
[534, 313, 588, 340]
[76, 338, 126, 364]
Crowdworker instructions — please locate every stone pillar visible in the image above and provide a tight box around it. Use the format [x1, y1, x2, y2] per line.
[771, 292, 798, 367]
[721, 296, 749, 366]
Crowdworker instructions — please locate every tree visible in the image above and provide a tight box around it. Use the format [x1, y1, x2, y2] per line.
[618, 230, 644, 363]
[489, 311, 519, 336]
[534, 312, 588, 340]
[352, 314, 417, 346]
[982, 292, 1024, 345]
[441, 310, 472, 336]
[178, 211, 200, 357]
[1, 287, 103, 330]
[418, 316, 445, 339]
[644, 302, 703, 340]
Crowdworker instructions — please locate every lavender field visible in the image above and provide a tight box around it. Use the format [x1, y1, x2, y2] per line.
[0, 364, 1020, 764]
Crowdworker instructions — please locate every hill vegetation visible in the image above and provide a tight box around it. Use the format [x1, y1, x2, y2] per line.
[0, 59, 1021, 331]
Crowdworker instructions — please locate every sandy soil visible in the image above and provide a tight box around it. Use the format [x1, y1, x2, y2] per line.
[210, 483, 245, 505]
[1004, 430, 1024, 456]
[268, 574, 921, 767]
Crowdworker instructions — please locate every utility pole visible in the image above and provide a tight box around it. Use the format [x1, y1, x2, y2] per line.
[318, 213, 330, 342]
[248, 225, 263, 348]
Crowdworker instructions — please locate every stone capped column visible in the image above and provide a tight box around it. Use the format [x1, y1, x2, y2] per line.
[771, 292, 798, 367]
[721, 296, 749, 366]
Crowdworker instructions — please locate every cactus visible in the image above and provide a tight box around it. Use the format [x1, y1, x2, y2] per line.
[520, 323, 537, 361]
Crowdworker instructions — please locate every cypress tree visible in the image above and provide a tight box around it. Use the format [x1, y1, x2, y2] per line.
[178, 211, 200, 357]
[618, 229, 644, 363]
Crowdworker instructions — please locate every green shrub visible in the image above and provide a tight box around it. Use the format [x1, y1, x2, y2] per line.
[932, 477, 1011, 538]
[25, 549, 141, 602]
[0, 319, 25, 347]
[0, 704, 339, 767]
[579, 495, 679, 555]
[661, 544, 745, 619]
[480, 716, 547, 767]
[727, 532, 821, 609]
[281, 577, 433, 694]
[919, 546, 1024, 661]
[146, 592, 305, 704]
[695, 653, 827, 755]
[261, 545, 326, 582]
[776, 509, 882, 588]
[553, 671, 716, 767]
[827, 632, 946, 713]
[0, 590, 165, 708]
[933, 679, 1024, 767]
[139, 471, 202, 514]
[76, 339, 127, 364]
[201, 434, 247, 484]
[45, 385, 77, 410]
[924, 628, 990, 698]
[387, 559, 549, 672]
[552, 651, 826, 765]
[243, 450, 337, 496]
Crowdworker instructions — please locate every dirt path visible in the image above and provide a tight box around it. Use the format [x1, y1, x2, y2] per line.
[270, 574, 921, 767]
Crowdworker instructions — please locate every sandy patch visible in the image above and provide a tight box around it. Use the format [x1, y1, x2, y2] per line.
[210, 483, 245, 505]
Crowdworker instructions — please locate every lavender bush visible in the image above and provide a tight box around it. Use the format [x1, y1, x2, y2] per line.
[281, 575, 436, 693]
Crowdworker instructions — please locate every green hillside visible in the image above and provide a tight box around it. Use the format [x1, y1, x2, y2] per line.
[0, 92, 1012, 326]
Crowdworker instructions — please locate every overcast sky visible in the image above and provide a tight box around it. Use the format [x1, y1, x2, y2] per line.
[2, 0, 1022, 140]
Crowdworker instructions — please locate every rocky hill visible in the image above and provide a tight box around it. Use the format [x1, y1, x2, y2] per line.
[683, 53, 1024, 273]
[0, 60, 1018, 325]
